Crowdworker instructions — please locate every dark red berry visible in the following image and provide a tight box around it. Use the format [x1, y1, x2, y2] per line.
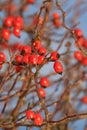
[38, 47, 46, 56]
[50, 51, 60, 61]
[13, 27, 21, 37]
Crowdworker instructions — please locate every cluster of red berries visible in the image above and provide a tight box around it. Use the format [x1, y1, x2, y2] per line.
[26, 109, 43, 126]
[14, 40, 46, 67]
[2, 16, 23, 40]
[37, 77, 50, 98]
[75, 28, 87, 48]
[74, 50, 87, 66]
[74, 29, 87, 66]
[13, 39, 63, 74]
[52, 12, 61, 28]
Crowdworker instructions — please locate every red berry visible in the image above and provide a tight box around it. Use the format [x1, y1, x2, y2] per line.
[34, 113, 43, 126]
[40, 77, 49, 88]
[53, 61, 63, 74]
[38, 88, 46, 98]
[74, 51, 83, 61]
[37, 56, 45, 65]
[0, 52, 6, 64]
[29, 54, 38, 65]
[22, 46, 31, 54]
[26, 110, 35, 120]
[81, 57, 87, 66]
[13, 27, 21, 37]
[2, 29, 10, 40]
[22, 54, 30, 64]
[33, 40, 42, 50]
[4, 16, 14, 27]
[38, 47, 46, 56]
[53, 12, 60, 19]
[14, 16, 23, 29]
[28, 0, 34, 4]
[75, 29, 83, 37]
[81, 96, 87, 104]
[50, 51, 60, 61]
[15, 54, 23, 63]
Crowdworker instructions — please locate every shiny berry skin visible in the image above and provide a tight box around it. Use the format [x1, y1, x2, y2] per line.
[40, 77, 49, 88]
[2, 29, 10, 40]
[22, 46, 31, 54]
[26, 110, 35, 120]
[0, 52, 6, 64]
[34, 113, 43, 126]
[53, 12, 60, 19]
[74, 51, 83, 61]
[22, 54, 30, 64]
[29, 54, 38, 65]
[15, 54, 23, 63]
[75, 29, 83, 37]
[53, 61, 63, 74]
[13, 27, 20, 37]
[4, 16, 14, 27]
[50, 51, 60, 61]
[81, 96, 87, 104]
[14, 16, 23, 29]
[33, 40, 42, 50]
[37, 56, 45, 65]
[81, 57, 87, 66]
[28, 0, 34, 4]
[38, 88, 46, 98]
[38, 47, 46, 56]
